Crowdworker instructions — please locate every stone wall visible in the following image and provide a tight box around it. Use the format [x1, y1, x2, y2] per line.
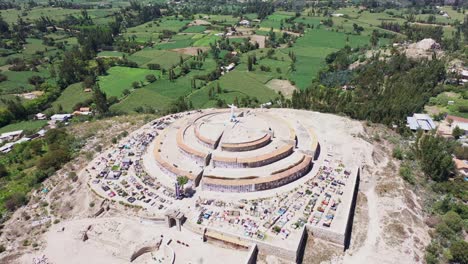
[307, 167, 360, 247]
[244, 244, 258, 264]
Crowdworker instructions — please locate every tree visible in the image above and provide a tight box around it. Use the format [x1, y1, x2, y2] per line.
[247, 55, 253, 71]
[413, 134, 454, 182]
[130, 81, 139, 89]
[370, 30, 379, 47]
[177, 175, 188, 187]
[450, 240, 468, 264]
[452, 126, 464, 139]
[92, 84, 108, 115]
[4, 193, 27, 212]
[0, 163, 7, 178]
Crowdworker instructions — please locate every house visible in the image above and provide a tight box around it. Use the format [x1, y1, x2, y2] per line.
[84, 88, 92, 93]
[0, 130, 23, 142]
[35, 113, 47, 120]
[454, 158, 468, 177]
[447, 115, 468, 135]
[239, 19, 250, 26]
[51, 114, 72, 122]
[460, 69, 468, 84]
[407, 114, 436, 131]
[220, 63, 236, 74]
[73, 107, 92, 116]
[0, 143, 13, 153]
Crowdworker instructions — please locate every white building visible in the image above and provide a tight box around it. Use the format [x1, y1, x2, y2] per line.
[0, 130, 23, 142]
[35, 113, 47, 120]
[51, 114, 72, 122]
[407, 114, 436, 131]
[239, 19, 250, 26]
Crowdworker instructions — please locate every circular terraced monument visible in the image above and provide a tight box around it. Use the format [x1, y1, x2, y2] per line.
[152, 108, 320, 193]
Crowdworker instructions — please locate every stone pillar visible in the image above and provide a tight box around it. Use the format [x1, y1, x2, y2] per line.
[165, 215, 172, 228]
[176, 218, 181, 231]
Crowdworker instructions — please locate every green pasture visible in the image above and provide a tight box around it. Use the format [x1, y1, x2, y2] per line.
[0, 120, 47, 134]
[98, 66, 161, 98]
[129, 49, 189, 68]
[50, 82, 93, 112]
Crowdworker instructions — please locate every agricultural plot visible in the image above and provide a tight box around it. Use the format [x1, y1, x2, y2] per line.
[192, 35, 221, 47]
[49, 82, 93, 112]
[189, 70, 278, 108]
[260, 13, 296, 30]
[110, 88, 173, 114]
[0, 120, 47, 134]
[23, 38, 57, 55]
[427, 91, 468, 118]
[129, 49, 189, 68]
[97, 51, 126, 58]
[98, 66, 161, 98]
[183, 26, 207, 33]
[283, 28, 369, 89]
[0, 68, 49, 94]
[0, 7, 119, 25]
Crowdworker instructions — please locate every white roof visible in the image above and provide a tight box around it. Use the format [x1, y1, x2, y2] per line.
[51, 114, 72, 119]
[0, 130, 23, 138]
[407, 114, 436, 131]
[453, 121, 468, 131]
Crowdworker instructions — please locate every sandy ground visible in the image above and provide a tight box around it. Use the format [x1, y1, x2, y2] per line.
[170, 46, 209, 56]
[190, 19, 211, 26]
[333, 125, 429, 264]
[266, 79, 297, 98]
[19, 217, 245, 264]
[250, 34, 266, 48]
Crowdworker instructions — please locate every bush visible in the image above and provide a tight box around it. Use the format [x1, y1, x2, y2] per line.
[5, 193, 28, 211]
[399, 164, 415, 184]
[145, 74, 157, 83]
[442, 211, 463, 233]
[392, 147, 404, 160]
[450, 240, 468, 264]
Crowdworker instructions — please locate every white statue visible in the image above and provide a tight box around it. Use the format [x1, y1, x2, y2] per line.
[227, 104, 237, 122]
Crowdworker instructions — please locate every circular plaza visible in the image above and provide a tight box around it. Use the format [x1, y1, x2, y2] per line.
[151, 108, 320, 193]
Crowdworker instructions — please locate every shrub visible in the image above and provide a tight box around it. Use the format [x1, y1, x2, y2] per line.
[5, 193, 28, 211]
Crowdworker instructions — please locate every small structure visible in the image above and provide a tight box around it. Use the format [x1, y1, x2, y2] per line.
[165, 210, 185, 231]
[73, 107, 92, 116]
[51, 114, 72, 122]
[454, 158, 468, 177]
[239, 19, 250, 26]
[460, 69, 468, 84]
[0, 130, 23, 142]
[332, 13, 344, 17]
[35, 113, 47, 120]
[407, 113, 436, 131]
[221, 63, 236, 74]
[447, 115, 468, 135]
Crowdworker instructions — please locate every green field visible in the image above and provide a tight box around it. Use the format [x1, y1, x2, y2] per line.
[110, 88, 173, 113]
[283, 28, 369, 89]
[50, 82, 93, 112]
[0, 7, 119, 25]
[192, 35, 221, 47]
[97, 51, 126, 57]
[0, 120, 47, 134]
[129, 49, 189, 68]
[183, 26, 207, 33]
[0, 67, 49, 94]
[98, 66, 161, 98]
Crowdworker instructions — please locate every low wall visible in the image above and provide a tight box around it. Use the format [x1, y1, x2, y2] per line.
[307, 167, 360, 248]
[244, 244, 258, 264]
